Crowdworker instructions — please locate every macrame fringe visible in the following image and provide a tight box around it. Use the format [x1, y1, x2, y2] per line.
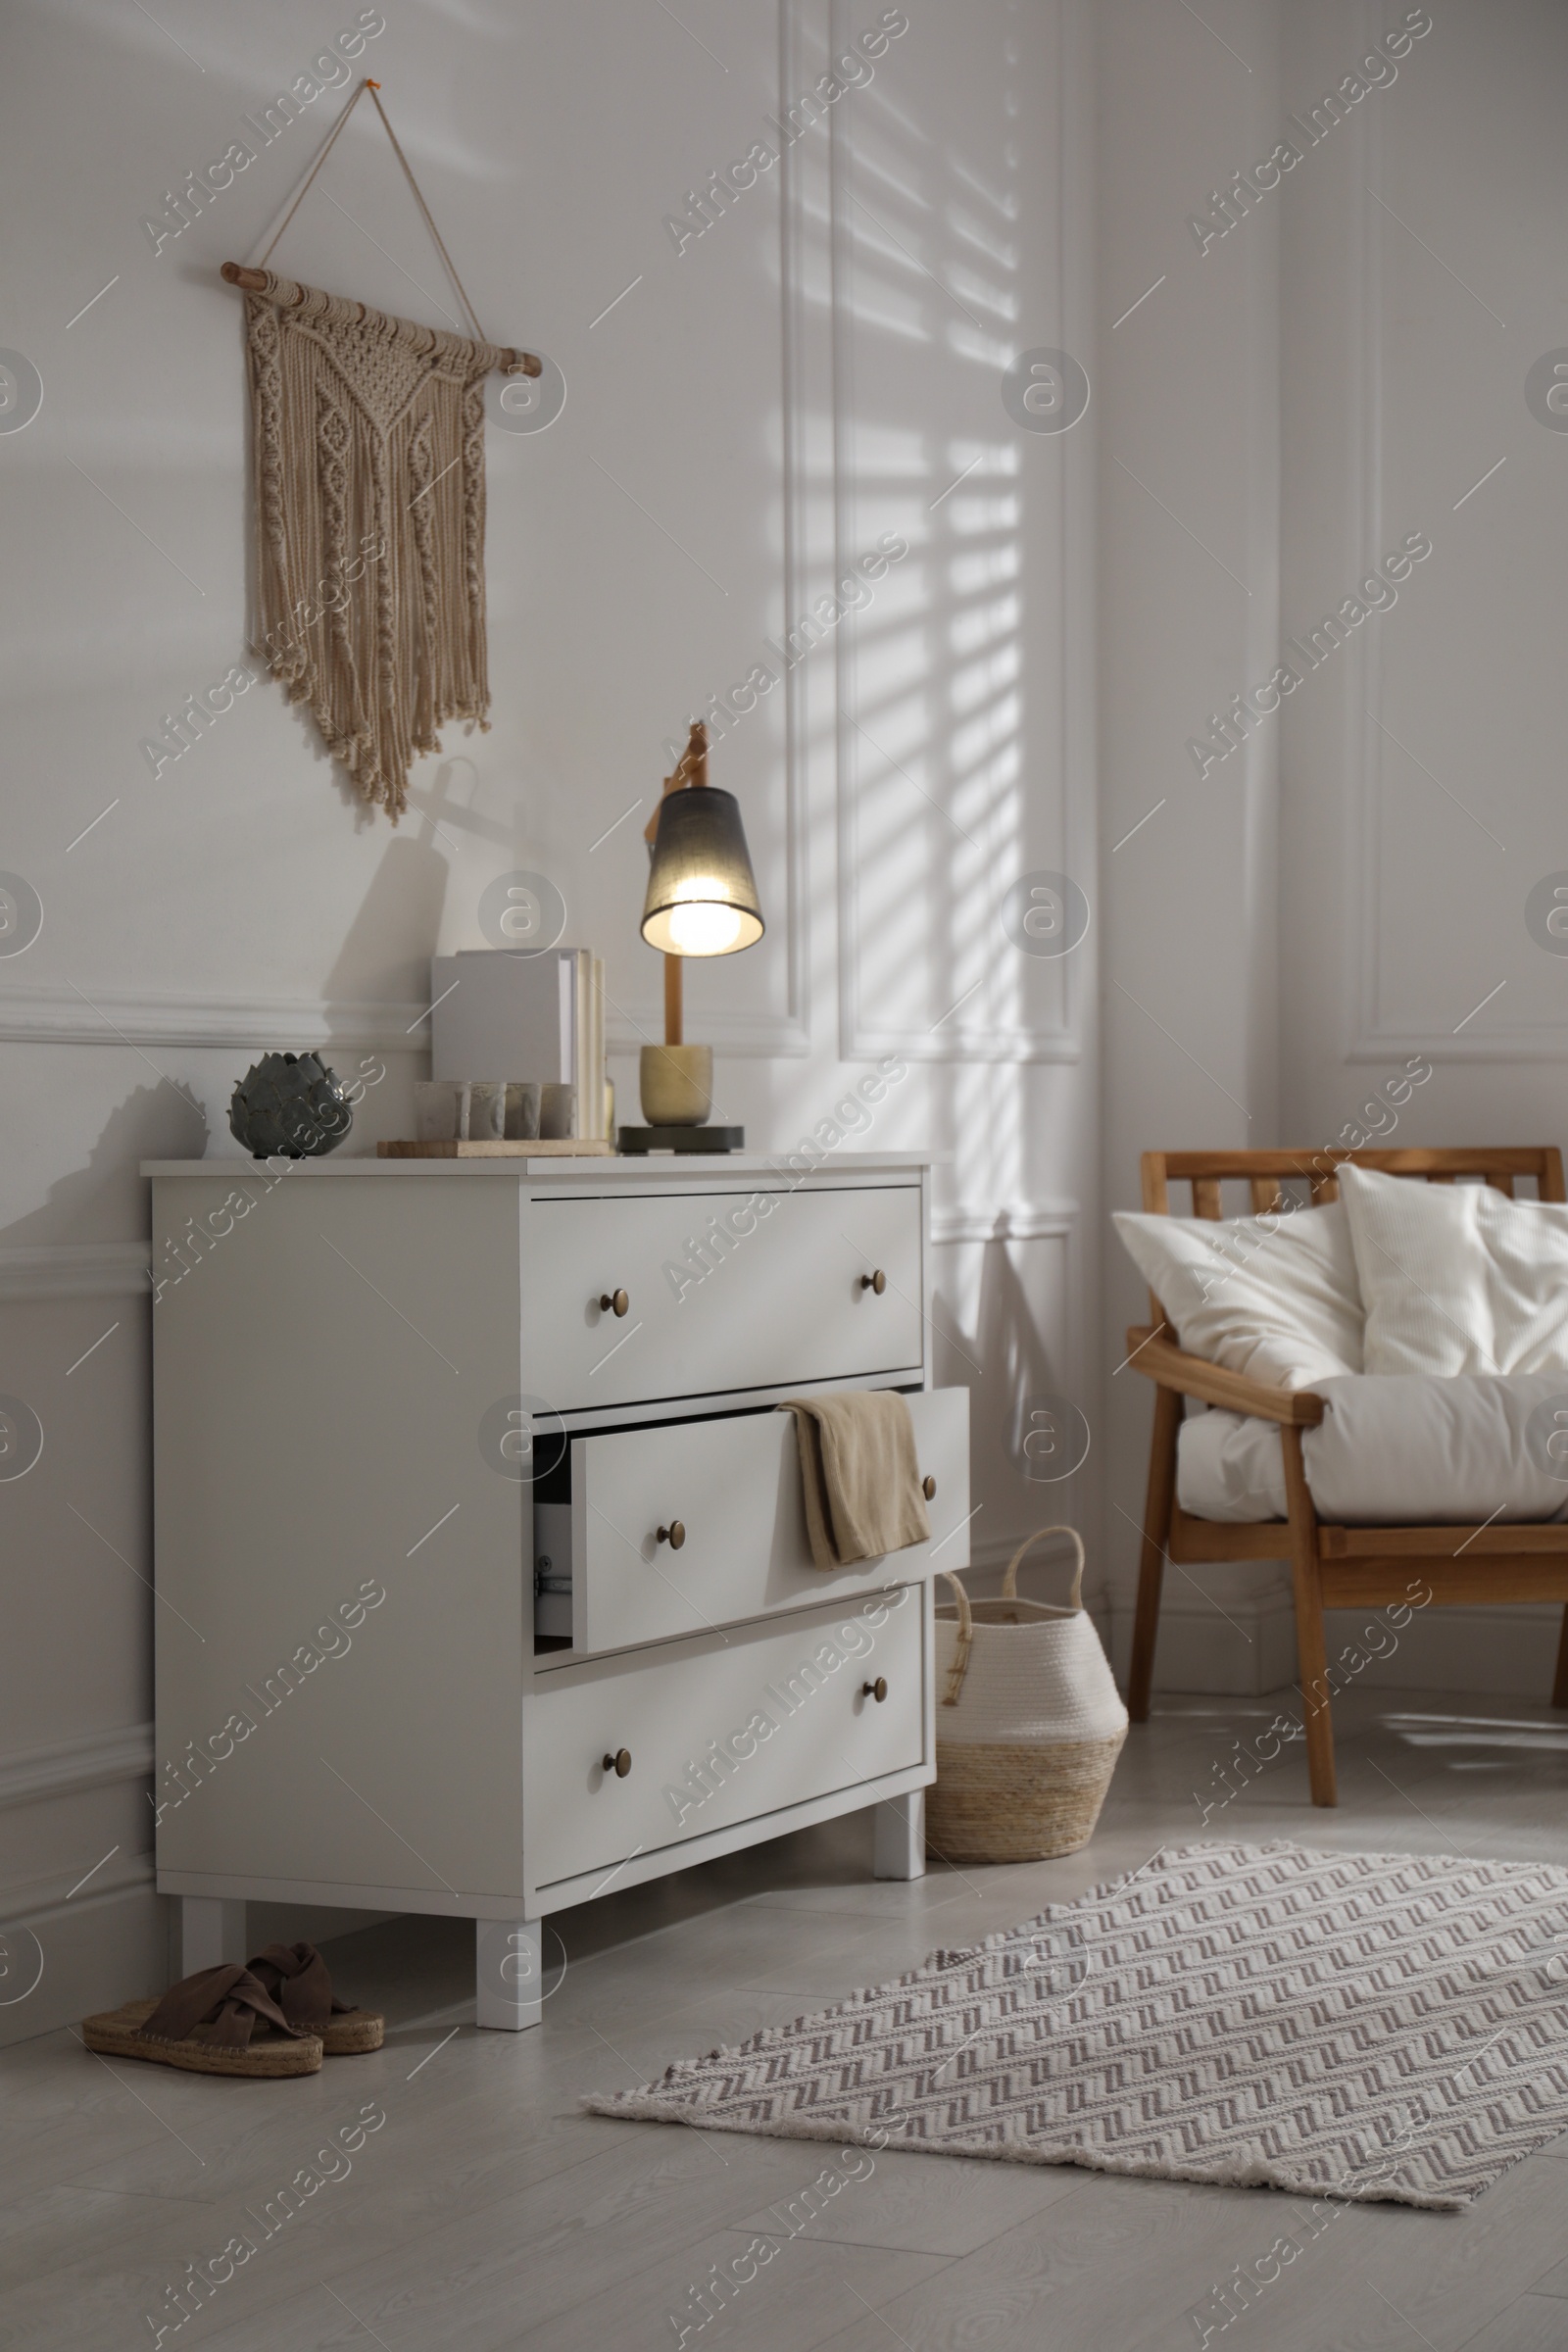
[242, 270, 510, 821]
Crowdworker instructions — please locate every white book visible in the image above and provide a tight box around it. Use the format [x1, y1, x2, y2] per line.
[571, 949, 592, 1139]
[577, 954, 606, 1139]
[431, 949, 609, 1139]
[591, 956, 606, 1139]
[430, 951, 575, 1089]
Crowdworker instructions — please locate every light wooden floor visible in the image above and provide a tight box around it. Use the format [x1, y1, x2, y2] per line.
[9, 1685, 1568, 2351]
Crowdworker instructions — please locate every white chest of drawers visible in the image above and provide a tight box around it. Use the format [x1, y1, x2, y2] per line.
[144, 1152, 967, 2028]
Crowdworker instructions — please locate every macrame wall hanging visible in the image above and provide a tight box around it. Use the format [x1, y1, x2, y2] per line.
[221, 80, 539, 821]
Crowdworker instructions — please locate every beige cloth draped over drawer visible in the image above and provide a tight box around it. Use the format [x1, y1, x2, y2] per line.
[777, 1392, 931, 1570]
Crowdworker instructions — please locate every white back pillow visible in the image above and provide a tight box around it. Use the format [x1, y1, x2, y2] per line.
[1337, 1161, 1568, 1374]
[1112, 1200, 1363, 1389]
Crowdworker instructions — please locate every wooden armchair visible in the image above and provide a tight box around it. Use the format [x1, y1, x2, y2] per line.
[1126, 1147, 1568, 1807]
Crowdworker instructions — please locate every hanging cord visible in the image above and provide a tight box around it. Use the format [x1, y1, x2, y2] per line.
[364, 83, 488, 347]
[251, 77, 495, 352]
[256, 80, 372, 270]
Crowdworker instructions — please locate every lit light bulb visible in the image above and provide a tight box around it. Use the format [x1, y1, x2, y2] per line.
[667, 900, 743, 955]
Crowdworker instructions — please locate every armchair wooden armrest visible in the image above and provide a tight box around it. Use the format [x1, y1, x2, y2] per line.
[1124, 1325, 1325, 1427]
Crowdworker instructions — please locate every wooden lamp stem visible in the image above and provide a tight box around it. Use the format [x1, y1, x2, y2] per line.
[647, 719, 707, 1051]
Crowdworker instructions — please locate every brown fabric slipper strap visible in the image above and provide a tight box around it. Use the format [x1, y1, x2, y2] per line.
[136, 1964, 303, 2048]
[245, 1940, 350, 2036]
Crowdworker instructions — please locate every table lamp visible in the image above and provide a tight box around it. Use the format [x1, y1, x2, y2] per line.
[627, 721, 763, 1152]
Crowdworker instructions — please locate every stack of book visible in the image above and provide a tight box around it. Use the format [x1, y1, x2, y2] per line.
[429, 949, 608, 1141]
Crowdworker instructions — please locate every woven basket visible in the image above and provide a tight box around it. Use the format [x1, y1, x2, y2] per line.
[927, 1527, 1128, 1864]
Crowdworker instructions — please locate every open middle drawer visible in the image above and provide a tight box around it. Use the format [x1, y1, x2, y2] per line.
[550, 1386, 969, 1656]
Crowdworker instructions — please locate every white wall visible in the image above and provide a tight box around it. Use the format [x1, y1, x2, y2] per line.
[0, 0, 1097, 2037]
[1099, 0, 1568, 1700]
[1278, 0, 1568, 1690]
[1097, 0, 1286, 1688]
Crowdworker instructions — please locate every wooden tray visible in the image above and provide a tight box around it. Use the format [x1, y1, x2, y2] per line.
[376, 1139, 618, 1158]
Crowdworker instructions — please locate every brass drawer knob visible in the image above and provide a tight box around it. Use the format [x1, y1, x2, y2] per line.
[862, 1678, 888, 1703]
[922, 1474, 937, 1500]
[860, 1269, 887, 1295]
[599, 1288, 629, 1317]
[657, 1520, 686, 1549]
[602, 1747, 632, 1778]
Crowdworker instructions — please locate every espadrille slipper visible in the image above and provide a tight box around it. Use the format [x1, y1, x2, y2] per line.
[81, 1964, 322, 2078]
[245, 1940, 385, 2055]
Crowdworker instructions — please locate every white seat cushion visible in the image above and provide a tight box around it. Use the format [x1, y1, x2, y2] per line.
[1113, 1200, 1362, 1389]
[1177, 1372, 1568, 1525]
[1337, 1162, 1568, 1375]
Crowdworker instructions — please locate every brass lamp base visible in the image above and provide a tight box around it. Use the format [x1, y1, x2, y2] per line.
[639, 1042, 712, 1126]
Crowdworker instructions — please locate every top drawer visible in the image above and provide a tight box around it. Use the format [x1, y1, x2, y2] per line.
[519, 1183, 923, 1409]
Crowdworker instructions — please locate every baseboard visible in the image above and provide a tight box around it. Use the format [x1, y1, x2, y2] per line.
[0, 1833, 398, 2046]
[1110, 1595, 1568, 1702]
[0, 1727, 162, 2044]
[0, 1849, 163, 2048]
[1110, 1591, 1298, 1697]
[1318, 1602, 1564, 1700]
[963, 1527, 1088, 1591]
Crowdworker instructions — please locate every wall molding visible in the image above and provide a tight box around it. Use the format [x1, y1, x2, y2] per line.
[0, 1721, 153, 1814]
[1343, 25, 1563, 1067]
[0, 984, 427, 1054]
[930, 1199, 1079, 1247]
[929, 1200, 1091, 1600]
[0, 1242, 151, 1300]
[0, 982, 818, 1065]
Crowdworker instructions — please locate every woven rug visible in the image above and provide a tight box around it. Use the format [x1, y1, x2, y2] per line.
[583, 1841, 1568, 2210]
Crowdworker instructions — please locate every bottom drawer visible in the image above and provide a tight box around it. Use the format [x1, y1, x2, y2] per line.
[523, 1588, 925, 1893]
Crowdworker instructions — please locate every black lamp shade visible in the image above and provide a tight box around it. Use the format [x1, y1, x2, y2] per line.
[640, 784, 764, 956]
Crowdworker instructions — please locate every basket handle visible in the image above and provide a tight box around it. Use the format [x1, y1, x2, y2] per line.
[1002, 1526, 1086, 1610]
[937, 1568, 973, 1706]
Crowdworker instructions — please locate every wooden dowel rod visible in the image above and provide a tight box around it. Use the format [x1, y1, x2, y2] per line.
[663, 953, 683, 1049]
[219, 263, 543, 374]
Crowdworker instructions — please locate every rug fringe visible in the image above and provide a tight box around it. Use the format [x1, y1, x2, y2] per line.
[575, 2091, 1469, 2211]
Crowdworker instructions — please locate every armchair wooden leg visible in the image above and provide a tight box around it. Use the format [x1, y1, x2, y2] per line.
[1281, 1425, 1337, 1808]
[1554, 1606, 1568, 1709]
[1129, 1382, 1182, 1722]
